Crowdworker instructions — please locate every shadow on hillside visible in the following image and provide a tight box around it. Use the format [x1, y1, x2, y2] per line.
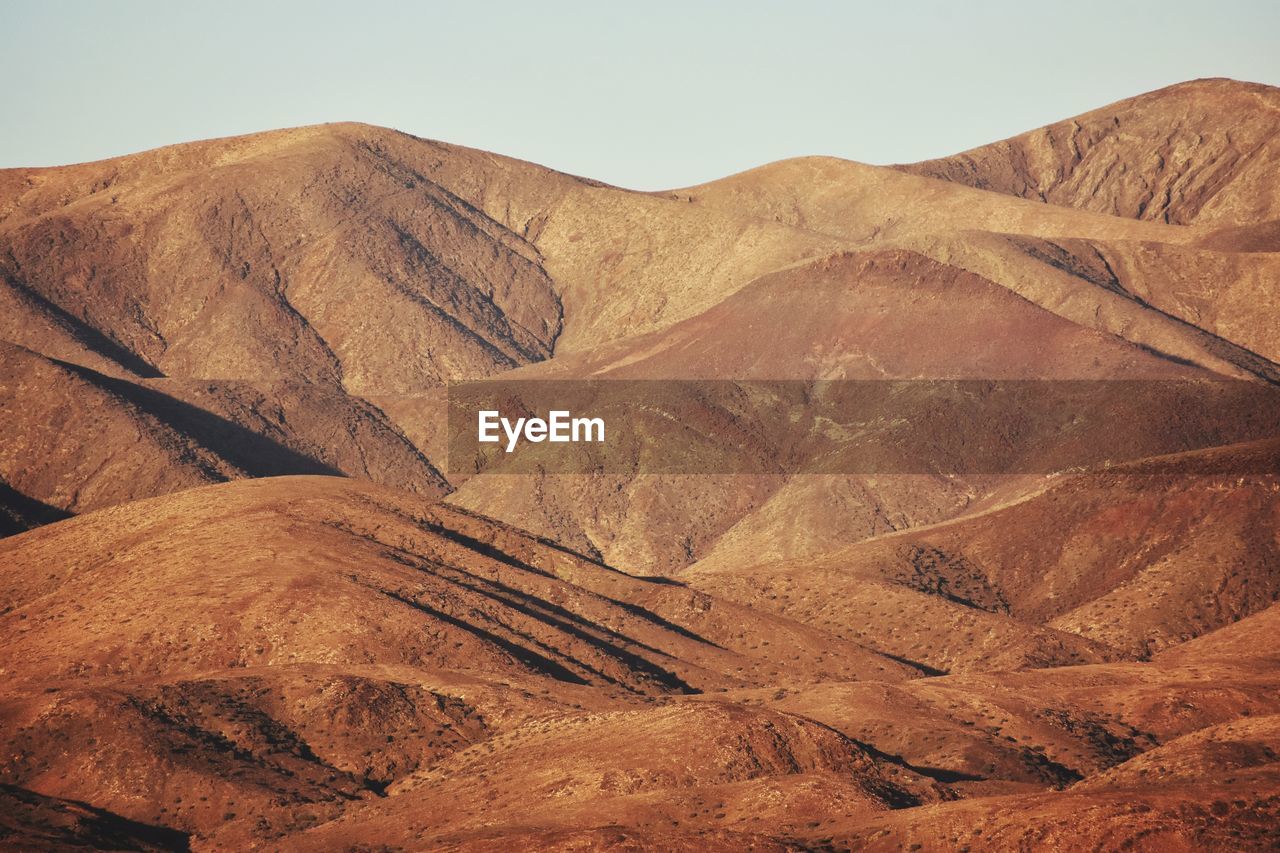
[2, 273, 166, 378]
[0, 479, 73, 537]
[57, 361, 344, 479]
[1, 782, 191, 851]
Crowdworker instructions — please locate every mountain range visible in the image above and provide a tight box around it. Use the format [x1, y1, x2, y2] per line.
[1, 77, 1278, 850]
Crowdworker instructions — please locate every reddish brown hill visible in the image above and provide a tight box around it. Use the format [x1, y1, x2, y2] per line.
[832, 778, 1279, 850]
[678, 145, 1280, 383]
[5, 98, 1280, 554]
[990, 233, 1280, 365]
[714, 663, 1276, 797]
[898, 78, 1280, 227]
[0, 784, 188, 852]
[445, 247, 1246, 576]
[1156, 599, 1280, 665]
[2, 79, 1280, 849]
[701, 641, 1280, 848]
[820, 679, 1280, 850]
[0, 125, 563, 392]
[0, 121, 841, 544]
[0, 476, 921, 846]
[524, 249, 1205, 381]
[690, 440, 1280, 663]
[291, 701, 943, 850]
[1076, 714, 1280, 791]
[0, 659, 642, 847]
[0, 340, 445, 529]
[0, 476, 911, 693]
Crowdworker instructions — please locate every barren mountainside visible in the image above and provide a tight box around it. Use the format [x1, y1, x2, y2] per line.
[898, 78, 1280, 226]
[1, 78, 1279, 850]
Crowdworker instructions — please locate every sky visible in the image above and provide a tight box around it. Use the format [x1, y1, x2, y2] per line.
[2, 1, 1278, 190]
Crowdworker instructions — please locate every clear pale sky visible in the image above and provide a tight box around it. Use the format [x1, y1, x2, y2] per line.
[2, 0, 1277, 190]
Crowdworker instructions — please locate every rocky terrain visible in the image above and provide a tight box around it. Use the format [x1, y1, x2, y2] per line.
[1, 78, 1278, 850]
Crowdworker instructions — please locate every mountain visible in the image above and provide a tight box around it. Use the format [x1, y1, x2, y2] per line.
[293, 701, 944, 850]
[0, 784, 188, 852]
[6, 478, 1276, 848]
[689, 439, 1280, 665]
[0, 476, 917, 845]
[1, 78, 1279, 848]
[0, 125, 562, 389]
[897, 78, 1280, 227]
[0, 477, 913, 693]
[0, 340, 445, 528]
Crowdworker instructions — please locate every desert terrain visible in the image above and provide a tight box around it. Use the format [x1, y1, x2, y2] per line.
[1, 77, 1279, 850]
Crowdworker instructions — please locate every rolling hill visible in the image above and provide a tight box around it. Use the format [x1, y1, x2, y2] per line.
[1, 77, 1278, 848]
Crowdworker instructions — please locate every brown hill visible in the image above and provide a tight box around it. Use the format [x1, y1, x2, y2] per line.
[1076, 714, 1280, 791]
[677, 147, 1280, 382]
[0, 340, 445, 529]
[898, 78, 1280, 227]
[831, 777, 1279, 850]
[0, 120, 836, 548]
[0, 122, 841, 387]
[724, 645, 1280, 795]
[293, 701, 943, 850]
[444, 247, 1264, 575]
[818, 674, 1280, 850]
[0, 657, 648, 846]
[697, 635, 1280, 848]
[0, 784, 188, 852]
[6, 82, 1280, 555]
[3, 76, 1280, 849]
[0, 477, 913, 694]
[690, 439, 1280, 663]
[1156, 599, 1280, 665]
[5, 472, 1276, 847]
[990, 233, 1280, 365]
[0, 125, 562, 392]
[516, 249, 1201, 381]
[0, 476, 921, 845]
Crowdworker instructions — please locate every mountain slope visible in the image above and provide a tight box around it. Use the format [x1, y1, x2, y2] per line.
[0, 476, 923, 845]
[0, 340, 446, 525]
[678, 146, 1280, 381]
[689, 439, 1280, 662]
[0, 125, 563, 393]
[292, 701, 942, 850]
[444, 247, 1250, 575]
[0, 784, 188, 852]
[897, 78, 1280, 226]
[3, 77, 1280, 849]
[0, 476, 913, 692]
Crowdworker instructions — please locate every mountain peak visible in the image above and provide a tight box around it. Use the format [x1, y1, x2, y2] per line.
[898, 77, 1280, 225]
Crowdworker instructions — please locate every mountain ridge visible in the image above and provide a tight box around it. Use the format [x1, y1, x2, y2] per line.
[2, 77, 1279, 848]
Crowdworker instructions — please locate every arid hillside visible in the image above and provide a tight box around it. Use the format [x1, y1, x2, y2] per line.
[687, 439, 1280, 669]
[1, 77, 1278, 850]
[898, 78, 1280, 226]
[2, 475, 1278, 849]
